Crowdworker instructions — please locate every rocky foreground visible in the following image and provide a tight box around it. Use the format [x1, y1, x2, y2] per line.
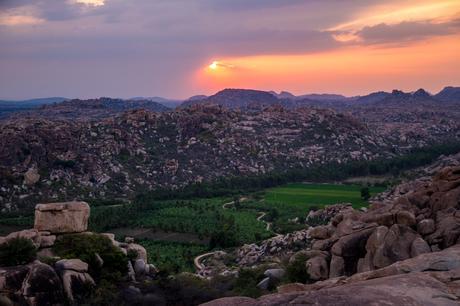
[203, 164, 460, 305]
[0, 202, 153, 305]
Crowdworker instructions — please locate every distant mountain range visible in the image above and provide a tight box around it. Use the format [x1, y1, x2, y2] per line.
[180, 87, 460, 110]
[0, 97, 68, 118]
[1, 86, 459, 120]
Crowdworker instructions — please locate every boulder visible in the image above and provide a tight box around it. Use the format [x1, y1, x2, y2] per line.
[24, 168, 40, 185]
[309, 226, 331, 240]
[256, 277, 270, 290]
[34, 202, 90, 234]
[126, 243, 148, 263]
[426, 211, 460, 248]
[201, 297, 256, 306]
[204, 245, 460, 306]
[4, 229, 40, 248]
[395, 211, 416, 227]
[306, 256, 329, 281]
[55, 259, 88, 272]
[3, 262, 65, 306]
[39, 234, 56, 248]
[417, 219, 436, 235]
[263, 268, 285, 281]
[329, 255, 344, 278]
[410, 237, 431, 257]
[134, 259, 148, 276]
[59, 269, 95, 302]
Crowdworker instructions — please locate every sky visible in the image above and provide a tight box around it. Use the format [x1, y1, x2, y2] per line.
[0, 0, 459, 100]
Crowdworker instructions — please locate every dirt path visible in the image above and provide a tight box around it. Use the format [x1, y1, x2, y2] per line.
[194, 251, 219, 271]
[194, 197, 249, 272]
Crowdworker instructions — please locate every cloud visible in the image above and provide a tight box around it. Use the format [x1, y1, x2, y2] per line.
[74, 0, 105, 7]
[356, 19, 460, 44]
[0, 14, 44, 26]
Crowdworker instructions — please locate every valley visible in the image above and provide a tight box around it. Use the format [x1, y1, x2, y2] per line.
[0, 87, 459, 305]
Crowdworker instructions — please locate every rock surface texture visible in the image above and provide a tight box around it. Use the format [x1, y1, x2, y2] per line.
[34, 201, 90, 233]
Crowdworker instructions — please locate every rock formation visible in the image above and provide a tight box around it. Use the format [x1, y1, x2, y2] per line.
[203, 165, 460, 305]
[0, 201, 152, 305]
[34, 201, 90, 234]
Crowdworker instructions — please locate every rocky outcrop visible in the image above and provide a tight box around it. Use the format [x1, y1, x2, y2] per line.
[55, 259, 95, 302]
[204, 244, 460, 306]
[0, 261, 64, 305]
[0, 201, 154, 305]
[34, 202, 90, 234]
[202, 164, 460, 305]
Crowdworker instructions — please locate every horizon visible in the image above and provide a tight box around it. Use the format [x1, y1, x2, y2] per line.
[1, 0, 460, 99]
[0, 85, 458, 102]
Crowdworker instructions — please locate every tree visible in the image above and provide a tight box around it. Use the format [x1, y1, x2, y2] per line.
[361, 186, 370, 201]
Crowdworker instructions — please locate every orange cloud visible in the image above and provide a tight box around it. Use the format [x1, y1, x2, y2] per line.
[0, 13, 44, 26]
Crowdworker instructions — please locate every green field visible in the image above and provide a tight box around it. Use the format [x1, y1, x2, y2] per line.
[265, 183, 385, 207]
[241, 183, 386, 233]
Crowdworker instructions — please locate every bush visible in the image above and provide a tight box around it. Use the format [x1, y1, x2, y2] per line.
[53, 233, 128, 282]
[286, 254, 310, 283]
[0, 237, 37, 266]
[232, 267, 269, 298]
[127, 249, 138, 262]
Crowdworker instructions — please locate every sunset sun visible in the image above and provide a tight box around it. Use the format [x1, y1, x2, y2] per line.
[209, 61, 219, 70]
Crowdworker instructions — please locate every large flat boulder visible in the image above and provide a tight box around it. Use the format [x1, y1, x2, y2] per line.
[34, 202, 90, 234]
[203, 245, 460, 306]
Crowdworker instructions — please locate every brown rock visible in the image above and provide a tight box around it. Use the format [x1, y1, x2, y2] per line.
[24, 168, 40, 185]
[126, 243, 148, 263]
[310, 226, 332, 240]
[306, 256, 329, 281]
[426, 211, 460, 248]
[201, 297, 256, 306]
[410, 237, 431, 257]
[329, 255, 345, 278]
[417, 219, 436, 235]
[395, 210, 416, 227]
[34, 202, 90, 234]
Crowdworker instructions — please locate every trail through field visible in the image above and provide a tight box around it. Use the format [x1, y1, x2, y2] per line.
[194, 197, 273, 273]
[194, 251, 217, 271]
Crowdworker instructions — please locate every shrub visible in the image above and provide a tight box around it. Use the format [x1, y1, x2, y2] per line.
[53, 233, 128, 282]
[232, 267, 268, 298]
[127, 249, 138, 262]
[0, 237, 37, 266]
[286, 254, 310, 283]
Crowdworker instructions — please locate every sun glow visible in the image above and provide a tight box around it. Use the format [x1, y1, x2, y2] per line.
[209, 61, 219, 70]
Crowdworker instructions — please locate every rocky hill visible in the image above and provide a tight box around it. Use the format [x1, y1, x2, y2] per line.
[180, 89, 280, 109]
[203, 161, 460, 306]
[435, 86, 460, 103]
[181, 87, 460, 110]
[10, 97, 170, 120]
[0, 105, 398, 211]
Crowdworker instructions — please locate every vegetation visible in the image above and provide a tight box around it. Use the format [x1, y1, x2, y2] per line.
[361, 186, 370, 200]
[139, 240, 207, 273]
[0, 237, 37, 266]
[53, 233, 128, 282]
[286, 253, 310, 283]
[136, 141, 460, 201]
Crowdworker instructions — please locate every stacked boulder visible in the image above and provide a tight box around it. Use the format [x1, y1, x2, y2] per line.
[303, 166, 460, 280]
[0, 201, 151, 305]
